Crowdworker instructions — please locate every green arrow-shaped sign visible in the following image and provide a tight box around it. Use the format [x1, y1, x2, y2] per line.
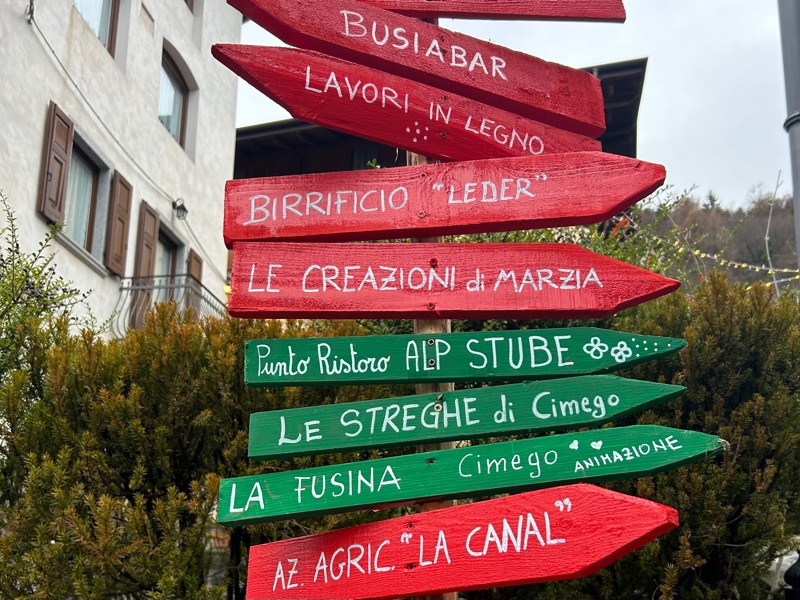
[249, 375, 685, 459]
[244, 328, 685, 387]
[220, 425, 723, 525]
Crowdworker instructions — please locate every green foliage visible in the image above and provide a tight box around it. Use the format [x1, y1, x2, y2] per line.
[0, 306, 409, 599]
[0, 191, 91, 380]
[466, 274, 800, 600]
[702, 190, 720, 212]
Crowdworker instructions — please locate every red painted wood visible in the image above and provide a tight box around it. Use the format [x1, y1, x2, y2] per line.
[245, 484, 678, 600]
[357, 0, 626, 21]
[228, 242, 680, 319]
[212, 46, 601, 163]
[227, 0, 605, 137]
[224, 152, 665, 246]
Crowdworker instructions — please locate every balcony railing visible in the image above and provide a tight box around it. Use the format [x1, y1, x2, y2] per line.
[111, 274, 228, 338]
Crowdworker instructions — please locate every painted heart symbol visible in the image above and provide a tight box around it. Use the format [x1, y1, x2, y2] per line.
[569, 440, 579, 450]
[591, 441, 603, 450]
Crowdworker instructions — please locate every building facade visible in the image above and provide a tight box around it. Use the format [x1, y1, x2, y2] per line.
[0, 0, 241, 334]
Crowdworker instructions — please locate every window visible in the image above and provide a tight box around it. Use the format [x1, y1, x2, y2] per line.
[130, 202, 204, 328]
[63, 148, 98, 251]
[153, 232, 177, 302]
[158, 53, 188, 145]
[74, 0, 119, 55]
[39, 102, 132, 277]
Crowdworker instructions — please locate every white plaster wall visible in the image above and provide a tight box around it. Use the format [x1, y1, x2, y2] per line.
[0, 0, 240, 327]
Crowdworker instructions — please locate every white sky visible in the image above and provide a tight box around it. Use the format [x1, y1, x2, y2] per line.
[234, 0, 791, 208]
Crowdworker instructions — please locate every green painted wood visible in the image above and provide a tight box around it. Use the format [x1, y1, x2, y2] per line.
[249, 375, 685, 459]
[219, 425, 723, 525]
[244, 328, 686, 387]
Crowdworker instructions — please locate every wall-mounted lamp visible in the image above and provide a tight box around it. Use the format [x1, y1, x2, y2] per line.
[173, 198, 189, 220]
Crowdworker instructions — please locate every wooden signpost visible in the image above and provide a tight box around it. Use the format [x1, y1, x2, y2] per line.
[344, 0, 627, 21]
[245, 484, 674, 600]
[218, 425, 722, 525]
[224, 152, 666, 245]
[249, 375, 685, 459]
[244, 328, 686, 386]
[211, 46, 601, 163]
[227, 0, 606, 137]
[212, 0, 715, 595]
[229, 242, 680, 319]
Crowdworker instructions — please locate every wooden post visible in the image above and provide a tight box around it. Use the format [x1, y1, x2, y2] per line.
[409, 148, 458, 600]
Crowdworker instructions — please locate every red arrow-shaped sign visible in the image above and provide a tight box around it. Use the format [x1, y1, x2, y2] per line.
[227, 0, 605, 137]
[350, 0, 626, 21]
[224, 152, 665, 246]
[246, 484, 678, 600]
[229, 242, 680, 319]
[212, 46, 601, 162]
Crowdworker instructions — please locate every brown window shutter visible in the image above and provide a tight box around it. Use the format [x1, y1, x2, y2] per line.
[105, 171, 132, 277]
[130, 201, 160, 329]
[186, 249, 203, 282]
[185, 249, 203, 313]
[38, 102, 74, 223]
[133, 201, 159, 279]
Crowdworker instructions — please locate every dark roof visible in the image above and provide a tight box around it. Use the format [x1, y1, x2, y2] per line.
[586, 57, 648, 158]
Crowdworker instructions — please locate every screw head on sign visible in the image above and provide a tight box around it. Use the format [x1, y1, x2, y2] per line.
[426, 302, 435, 310]
[427, 358, 436, 366]
[427, 338, 435, 346]
[418, 211, 426, 218]
[439, 132, 447, 139]
[430, 258, 438, 268]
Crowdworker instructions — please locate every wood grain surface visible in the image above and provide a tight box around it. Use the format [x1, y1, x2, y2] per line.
[243, 328, 687, 386]
[223, 152, 665, 245]
[248, 375, 686, 459]
[228, 242, 680, 319]
[343, 0, 626, 21]
[212, 45, 601, 163]
[227, 0, 605, 136]
[245, 485, 675, 600]
[218, 425, 722, 525]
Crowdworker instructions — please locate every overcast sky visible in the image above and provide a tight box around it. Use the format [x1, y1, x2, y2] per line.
[235, 0, 791, 208]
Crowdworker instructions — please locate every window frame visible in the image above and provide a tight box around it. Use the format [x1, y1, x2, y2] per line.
[39, 102, 133, 276]
[159, 52, 189, 147]
[156, 230, 178, 277]
[154, 231, 179, 303]
[64, 145, 100, 253]
[73, 0, 120, 56]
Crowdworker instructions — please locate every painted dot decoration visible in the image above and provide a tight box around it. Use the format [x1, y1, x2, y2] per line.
[406, 122, 429, 143]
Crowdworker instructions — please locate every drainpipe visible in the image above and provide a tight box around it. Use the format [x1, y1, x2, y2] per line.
[778, 0, 800, 269]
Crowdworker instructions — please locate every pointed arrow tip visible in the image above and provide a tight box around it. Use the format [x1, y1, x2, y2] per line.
[212, 42, 249, 60]
[211, 43, 238, 66]
[666, 276, 682, 292]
